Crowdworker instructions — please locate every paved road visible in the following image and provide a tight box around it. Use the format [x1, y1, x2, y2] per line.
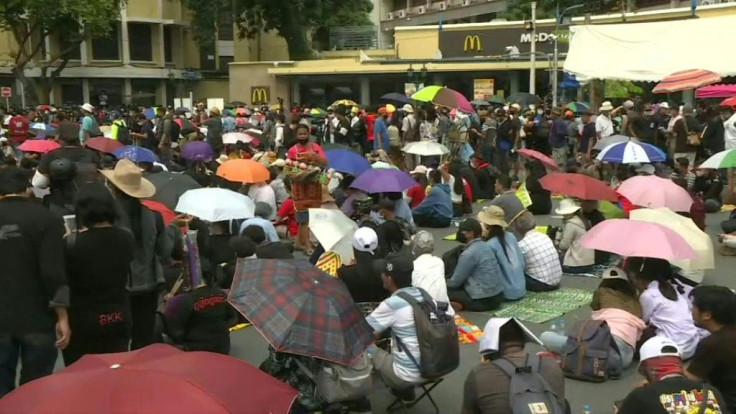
[50, 202, 733, 414]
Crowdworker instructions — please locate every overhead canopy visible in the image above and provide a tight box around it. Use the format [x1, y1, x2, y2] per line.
[696, 84, 736, 98]
[564, 16, 736, 82]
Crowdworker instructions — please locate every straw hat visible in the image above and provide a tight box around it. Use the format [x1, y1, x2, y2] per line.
[599, 101, 614, 112]
[478, 205, 508, 228]
[555, 198, 582, 215]
[100, 159, 156, 198]
[402, 104, 414, 113]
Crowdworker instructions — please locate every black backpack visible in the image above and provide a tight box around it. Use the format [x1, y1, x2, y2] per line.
[114, 120, 131, 145]
[180, 117, 197, 136]
[394, 288, 459, 379]
[169, 118, 181, 143]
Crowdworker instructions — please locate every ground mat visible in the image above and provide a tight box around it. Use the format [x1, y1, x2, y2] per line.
[562, 256, 622, 279]
[490, 288, 593, 324]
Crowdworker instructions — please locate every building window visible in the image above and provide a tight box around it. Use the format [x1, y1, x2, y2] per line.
[60, 81, 84, 105]
[164, 26, 173, 63]
[61, 36, 82, 60]
[217, 13, 234, 41]
[128, 23, 153, 61]
[200, 44, 216, 71]
[218, 56, 234, 72]
[91, 23, 120, 61]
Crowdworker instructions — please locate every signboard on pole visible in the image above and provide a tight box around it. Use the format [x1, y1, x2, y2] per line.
[1, 87, 11, 98]
[473, 79, 495, 101]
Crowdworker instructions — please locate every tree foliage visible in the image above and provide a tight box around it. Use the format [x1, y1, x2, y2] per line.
[185, 0, 373, 60]
[500, 0, 626, 21]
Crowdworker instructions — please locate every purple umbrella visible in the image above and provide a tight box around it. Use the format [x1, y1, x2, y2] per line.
[181, 141, 215, 161]
[350, 169, 416, 193]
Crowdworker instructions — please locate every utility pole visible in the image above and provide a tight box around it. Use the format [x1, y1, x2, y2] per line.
[529, 1, 537, 95]
[552, 3, 585, 108]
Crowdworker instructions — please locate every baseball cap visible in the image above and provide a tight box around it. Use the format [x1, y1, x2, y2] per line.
[352, 227, 378, 254]
[410, 165, 428, 175]
[602, 267, 628, 281]
[639, 336, 681, 364]
[376, 252, 414, 278]
[659, 102, 670, 109]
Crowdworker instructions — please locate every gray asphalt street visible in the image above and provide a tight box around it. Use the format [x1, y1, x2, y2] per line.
[48, 202, 733, 414]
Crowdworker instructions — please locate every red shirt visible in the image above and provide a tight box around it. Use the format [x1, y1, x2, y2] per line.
[8, 115, 29, 144]
[407, 184, 426, 209]
[287, 142, 326, 160]
[463, 178, 474, 203]
[278, 198, 299, 236]
[365, 114, 377, 141]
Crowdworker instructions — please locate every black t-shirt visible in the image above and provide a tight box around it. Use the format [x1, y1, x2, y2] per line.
[630, 114, 654, 143]
[337, 253, 387, 303]
[580, 122, 596, 153]
[688, 326, 736, 411]
[619, 376, 727, 414]
[496, 118, 516, 149]
[164, 285, 236, 354]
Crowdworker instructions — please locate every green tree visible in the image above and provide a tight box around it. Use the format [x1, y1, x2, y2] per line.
[501, 0, 626, 21]
[185, 0, 373, 60]
[0, 0, 125, 105]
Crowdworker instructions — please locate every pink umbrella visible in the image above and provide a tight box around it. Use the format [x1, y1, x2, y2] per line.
[18, 139, 60, 154]
[616, 175, 693, 212]
[579, 219, 696, 261]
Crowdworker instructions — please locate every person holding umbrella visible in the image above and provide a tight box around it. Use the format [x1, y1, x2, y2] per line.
[101, 159, 173, 350]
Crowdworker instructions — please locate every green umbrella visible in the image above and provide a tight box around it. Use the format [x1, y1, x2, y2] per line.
[310, 108, 327, 116]
[488, 95, 506, 105]
[411, 85, 474, 112]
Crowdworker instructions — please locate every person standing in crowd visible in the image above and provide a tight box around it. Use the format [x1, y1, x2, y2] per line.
[722, 105, 736, 150]
[462, 318, 566, 414]
[206, 107, 224, 154]
[671, 104, 701, 167]
[494, 109, 516, 176]
[8, 109, 31, 156]
[596, 101, 615, 141]
[101, 159, 172, 350]
[79, 103, 101, 144]
[447, 219, 503, 312]
[617, 336, 727, 414]
[579, 110, 596, 161]
[548, 108, 568, 167]
[155, 107, 175, 165]
[0, 167, 70, 397]
[62, 183, 135, 365]
[686, 285, 736, 410]
[374, 107, 390, 151]
[56, 112, 80, 143]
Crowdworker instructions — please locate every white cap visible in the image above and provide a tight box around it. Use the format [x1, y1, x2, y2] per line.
[639, 336, 681, 364]
[602, 266, 628, 281]
[410, 165, 428, 175]
[659, 102, 670, 109]
[402, 104, 414, 113]
[353, 227, 378, 254]
[81, 103, 95, 113]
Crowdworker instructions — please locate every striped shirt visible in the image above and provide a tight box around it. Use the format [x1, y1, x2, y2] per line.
[366, 287, 426, 383]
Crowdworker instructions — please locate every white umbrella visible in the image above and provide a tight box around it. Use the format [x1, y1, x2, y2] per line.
[175, 188, 255, 222]
[371, 161, 398, 169]
[223, 132, 257, 145]
[630, 208, 714, 270]
[402, 141, 450, 156]
[308, 208, 358, 263]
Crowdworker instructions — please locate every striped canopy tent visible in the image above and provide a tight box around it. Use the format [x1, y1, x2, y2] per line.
[652, 69, 722, 94]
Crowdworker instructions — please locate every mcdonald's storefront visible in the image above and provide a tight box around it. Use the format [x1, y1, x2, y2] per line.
[227, 4, 736, 107]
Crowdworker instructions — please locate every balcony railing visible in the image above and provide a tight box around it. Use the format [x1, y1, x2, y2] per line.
[328, 26, 378, 50]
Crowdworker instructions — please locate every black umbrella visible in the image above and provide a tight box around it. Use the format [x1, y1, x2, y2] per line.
[144, 171, 202, 210]
[506, 93, 542, 108]
[380, 93, 411, 106]
[229, 101, 247, 107]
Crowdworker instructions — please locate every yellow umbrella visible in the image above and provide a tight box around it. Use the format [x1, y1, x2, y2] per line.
[630, 207, 714, 270]
[385, 104, 396, 113]
[331, 99, 358, 107]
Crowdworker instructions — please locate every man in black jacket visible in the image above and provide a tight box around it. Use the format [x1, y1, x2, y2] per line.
[0, 167, 70, 398]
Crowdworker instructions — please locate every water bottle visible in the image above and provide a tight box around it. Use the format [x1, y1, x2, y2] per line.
[582, 404, 592, 414]
[559, 318, 567, 335]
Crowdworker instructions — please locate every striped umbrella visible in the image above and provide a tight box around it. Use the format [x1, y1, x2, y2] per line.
[652, 69, 721, 94]
[597, 141, 666, 164]
[699, 148, 736, 169]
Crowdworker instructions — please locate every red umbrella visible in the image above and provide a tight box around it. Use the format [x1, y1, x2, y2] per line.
[18, 139, 60, 154]
[539, 173, 618, 202]
[652, 69, 721, 94]
[85, 137, 124, 154]
[517, 148, 559, 171]
[141, 200, 177, 226]
[0, 344, 298, 414]
[721, 96, 736, 107]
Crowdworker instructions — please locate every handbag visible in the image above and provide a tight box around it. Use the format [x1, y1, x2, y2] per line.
[683, 118, 702, 146]
[294, 353, 373, 403]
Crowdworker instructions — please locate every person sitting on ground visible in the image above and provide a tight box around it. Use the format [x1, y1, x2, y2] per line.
[670, 157, 696, 191]
[554, 198, 595, 274]
[406, 165, 428, 209]
[470, 155, 499, 201]
[366, 252, 436, 399]
[490, 175, 526, 227]
[163, 266, 238, 354]
[241, 225, 293, 259]
[693, 167, 723, 213]
[461, 318, 567, 414]
[440, 161, 469, 217]
[524, 160, 552, 215]
[617, 336, 727, 414]
[410, 231, 454, 315]
[274, 178, 298, 240]
[686, 285, 736, 411]
[375, 219, 407, 259]
[338, 227, 387, 303]
[540, 267, 645, 377]
[412, 169, 453, 228]
[447, 219, 503, 312]
[518, 226, 563, 292]
[625, 257, 700, 360]
[239, 202, 279, 243]
[478, 206, 526, 301]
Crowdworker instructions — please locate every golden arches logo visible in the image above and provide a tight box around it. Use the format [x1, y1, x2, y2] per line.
[251, 87, 269, 104]
[463, 35, 482, 52]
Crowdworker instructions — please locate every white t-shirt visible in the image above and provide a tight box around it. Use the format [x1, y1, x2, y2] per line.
[412, 254, 455, 316]
[595, 114, 614, 138]
[724, 112, 736, 150]
[443, 175, 463, 204]
[248, 184, 277, 220]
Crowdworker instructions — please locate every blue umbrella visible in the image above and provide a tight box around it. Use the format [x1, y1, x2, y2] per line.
[380, 93, 411, 105]
[559, 73, 581, 90]
[325, 149, 371, 177]
[143, 107, 156, 119]
[350, 169, 416, 193]
[113, 145, 160, 163]
[596, 141, 666, 164]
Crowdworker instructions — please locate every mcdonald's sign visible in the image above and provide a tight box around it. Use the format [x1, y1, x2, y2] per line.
[463, 35, 482, 52]
[251, 87, 270, 104]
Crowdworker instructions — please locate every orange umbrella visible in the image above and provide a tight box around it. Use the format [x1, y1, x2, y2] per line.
[216, 158, 270, 183]
[652, 69, 721, 94]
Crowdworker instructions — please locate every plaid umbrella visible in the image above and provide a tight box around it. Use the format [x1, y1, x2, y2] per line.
[652, 69, 721, 94]
[228, 259, 374, 365]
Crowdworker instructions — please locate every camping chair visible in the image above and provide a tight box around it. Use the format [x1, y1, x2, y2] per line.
[386, 377, 444, 414]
